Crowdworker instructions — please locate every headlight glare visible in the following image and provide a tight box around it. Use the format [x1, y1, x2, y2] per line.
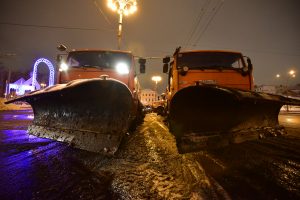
[116, 62, 129, 74]
[60, 62, 69, 71]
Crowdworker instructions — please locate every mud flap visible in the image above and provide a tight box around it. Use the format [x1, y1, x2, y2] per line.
[6, 78, 135, 155]
[168, 85, 300, 153]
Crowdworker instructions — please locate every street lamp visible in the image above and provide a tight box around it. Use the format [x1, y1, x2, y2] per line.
[152, 76, 162, 85]
[152, 75, 162, 93]
[276, 70, 297, 111]
[152, 76, 162, 102]
[289, 70, 296, 78]
[107, 0, 138, 50]
[275, 70, 296, 83]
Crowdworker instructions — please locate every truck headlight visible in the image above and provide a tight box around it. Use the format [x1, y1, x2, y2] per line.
[59, 62, 69, 71]
[116, 62, 129, 74]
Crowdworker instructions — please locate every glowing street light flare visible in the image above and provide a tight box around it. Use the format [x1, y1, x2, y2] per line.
[152, 76, 162, 87]
[288, 70, 296, 79]
[107, 0, 117, 11]
[151, 76, 162, 84]
[130, 5, 137, 13]
[152, 76, 162, 99]
[276, 74, 280, 78]
[289, 70, 295, 76]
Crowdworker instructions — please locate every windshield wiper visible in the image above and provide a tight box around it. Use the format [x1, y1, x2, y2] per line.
[201, 65, 237, 70]
[190, 66, 205, 70]
[72, 65, 105, 69]
[83, 65, 103, 68]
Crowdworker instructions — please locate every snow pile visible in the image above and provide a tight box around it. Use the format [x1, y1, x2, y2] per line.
[0, 98, 30, 111]
[280, 105, 300, 112]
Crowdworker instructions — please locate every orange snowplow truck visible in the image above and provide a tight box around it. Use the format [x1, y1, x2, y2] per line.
[6, 45, 146, 155]
[162, 47, 300, 153]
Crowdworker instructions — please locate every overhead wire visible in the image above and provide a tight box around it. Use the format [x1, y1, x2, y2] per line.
[183, 0, 211, 48]
[93, 0, 113, 26]
[0, 22, 114, 32]
[192, 0, 224, 46]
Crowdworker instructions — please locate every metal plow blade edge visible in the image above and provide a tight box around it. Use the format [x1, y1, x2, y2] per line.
[6, 78, 135, 155]
[168, 85, 300, 153]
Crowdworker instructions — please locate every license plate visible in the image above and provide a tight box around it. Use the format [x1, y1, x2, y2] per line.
[198, 80, 217, 84]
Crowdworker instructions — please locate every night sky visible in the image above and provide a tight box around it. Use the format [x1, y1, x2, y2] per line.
[0, 0, 299, 93]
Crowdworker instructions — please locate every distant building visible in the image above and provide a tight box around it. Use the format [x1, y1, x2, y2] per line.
[255, 85, 276, 94]
[140, 89, 158, 106]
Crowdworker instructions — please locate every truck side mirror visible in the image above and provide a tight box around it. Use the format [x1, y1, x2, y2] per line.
[247, 58, 253, 72]
[138, 58, 146, 73]
[57, 44, 67, 52]
[163, 64, 169, 73]
[242, 56, 253, 76]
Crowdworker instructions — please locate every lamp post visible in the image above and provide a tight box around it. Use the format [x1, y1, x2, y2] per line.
[276, 70, 297, 111]
[275, 70, 296, 90]
[107, 0, 137, 50]
[151, 76, 162, 100]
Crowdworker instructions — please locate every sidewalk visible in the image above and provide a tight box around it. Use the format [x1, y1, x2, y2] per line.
[0, 98, 31, 111]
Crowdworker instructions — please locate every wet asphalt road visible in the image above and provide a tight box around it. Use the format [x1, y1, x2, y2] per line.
[0, 109, 299, 200]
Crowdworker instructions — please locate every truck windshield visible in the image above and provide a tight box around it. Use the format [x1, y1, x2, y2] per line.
[177, 52, 244, 69]
[67, 51, 132, 68]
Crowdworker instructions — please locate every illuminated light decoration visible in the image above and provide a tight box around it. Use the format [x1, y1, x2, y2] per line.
[116, 62, 129, 74]
[32, 58, 55, 89]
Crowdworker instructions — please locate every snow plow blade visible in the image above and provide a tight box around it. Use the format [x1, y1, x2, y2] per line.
[6, 78, 135, 155]
[168, 85, 300, 153]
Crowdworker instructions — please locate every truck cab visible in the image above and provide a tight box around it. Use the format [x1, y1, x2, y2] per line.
[57, 49, 142, 94]
[164, 50, 254, 99]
